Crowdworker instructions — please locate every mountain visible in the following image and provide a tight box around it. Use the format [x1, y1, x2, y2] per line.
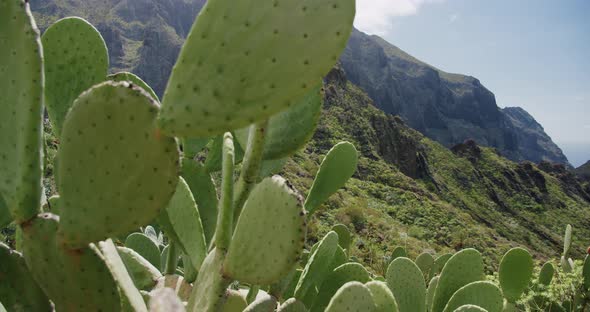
[339, 29, 569, 165]
[576, 161, 590, 178]
[285, 65, 590, 269]
[26, 1, 590, 269]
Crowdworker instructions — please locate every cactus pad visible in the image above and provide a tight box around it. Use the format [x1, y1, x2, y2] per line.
[391, 246, 408, 261]
[57, 81, 179, 247]
[108, 71, 159, 102]
[366, 281, 399, 312]
[538, 261, 555, 286]
[326, 281, 376, 312]
[453, 305, 487, 312]
[427, 276, 440, 312]
[0, 195, 10, 228]
[277, 298, 307, 312]
[224, 176, 305, 285]
[432, 249, 484, 312]
[236, 85, 323, 160]
[125, 232, 162, 269]
[311, 262, 372, 311]
[386, 257, 426, 312]
[158, 177, 207, 272]
[117, 246, 162, 291]
[442, 281, 503, 312]
[42, 17, 108, 135]
[99, 239, 148, 312]
[304, 142, 358, 214]
[295, 231, 339, 301]
[0, 242, 50, 311]
[416, 252, 435, 277]
[187, 248, 231, 311]
[332, 223, 352, 251]
[563, 224, 572, 256]
[181, 159, 219, 244]
[20, 213, 121, 311]
[158, 0, 355, 137]
[498, 247, 533, 303]
[0, 0, 44, 223]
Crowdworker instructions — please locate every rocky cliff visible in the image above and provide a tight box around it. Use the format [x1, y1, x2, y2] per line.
[339, 29, 569, 165]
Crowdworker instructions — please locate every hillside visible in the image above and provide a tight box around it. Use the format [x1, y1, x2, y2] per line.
[288, 66, 590, 271]
[340, 29, 569, 165]
[25, 0, 590, 272]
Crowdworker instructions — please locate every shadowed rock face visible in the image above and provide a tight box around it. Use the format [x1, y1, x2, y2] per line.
[340, 28, 569, 165]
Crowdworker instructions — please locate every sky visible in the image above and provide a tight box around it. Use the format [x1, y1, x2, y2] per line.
[355, 0, 590, 167]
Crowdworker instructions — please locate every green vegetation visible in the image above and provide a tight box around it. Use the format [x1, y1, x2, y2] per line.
[1, 0, 589, 311]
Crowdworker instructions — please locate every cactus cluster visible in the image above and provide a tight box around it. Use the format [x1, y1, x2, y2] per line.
[1, 0, 589, 311]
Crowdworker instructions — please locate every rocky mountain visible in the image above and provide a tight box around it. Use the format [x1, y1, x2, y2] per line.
[25, 1, 590, 269]
[576, 161, 590, 178]
[340, 29, 569, 165]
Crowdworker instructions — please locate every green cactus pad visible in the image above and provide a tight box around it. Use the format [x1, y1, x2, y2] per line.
[563, 224, 572, 256]
[391, 246, 408, 261]
[282, 269, 303, 300]
[187, 248, 231, 311]
[149, 288, 186, 312]
[57, 81, 179, 247]
[221, 290, 248, 312]
[442, 281, 503, 312]
[366, 281, 398, 312]
[126, 232, 162, 269]
[42, 17, 108, 135]
[108, 72, 159, 102]
[453, 305, 487, 312]
[181, 159, 218, 244]
[0, 242, 51, 311]
[277, 298, 307, 312]
[332, 224, 352, 251]
[0, 0, 44, 224]
[538, 261, 555, 286]
[304, 142, 358, 214]
[243, 296, 278, 312]
[236, 85, 323, 160]
[416, 252, 435, 276]
[0, 195, 10, 228]
[498, 247, 533, 303]
[386, 257, 426, 312]
[295, 231, 339, 301]
[99, 239, 148, 312]
[311, 262, 371, 311]
[431, 253, 453, 278]
[158, 177, 207, 272]
[330, 245, 348, 269]
[158, 0, 355, 137]
[183, 137, 210, 158]
[326, 281, 376, 312]
[21, 213, 121, 311]
[224, 176, 305, 284]
[427, 276, 440, 312]
[117, 246, 162, 290]
[432, 249, 484, 312]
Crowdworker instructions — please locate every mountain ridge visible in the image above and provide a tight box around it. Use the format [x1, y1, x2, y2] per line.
[340, 28, 569, 165]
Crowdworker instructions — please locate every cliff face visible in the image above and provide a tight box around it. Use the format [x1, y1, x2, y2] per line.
[340, 29, 569, 165]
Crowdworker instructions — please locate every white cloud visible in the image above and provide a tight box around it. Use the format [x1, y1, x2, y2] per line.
[354, 0, 445, 35]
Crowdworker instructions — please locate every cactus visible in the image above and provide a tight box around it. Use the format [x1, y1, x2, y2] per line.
[117, 246, 162, 291]
[158, 0, 355, 137]
[431, 249, 485, 312]
[538, 261, 555, 286]
[57, 81, 179, 248]
[331, 223, 353, 251]
[386, 257, 427, 312]
[294, 231, 339, 301]
[442, 281, 503, 312]
[42, 17, 108, 134]
[366, 281, 399, 312]
[325, 281, 377, 312]
[498, 248, 533, 304]
[416, 252, 435, 278]
[125, 232, 162, 269]
[310, 262, 371, 311]
[304, 142, 359, 214]
[108, 72, 159, 102]
[0, 0, 44, 224]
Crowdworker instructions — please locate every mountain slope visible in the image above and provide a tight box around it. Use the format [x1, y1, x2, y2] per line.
[26, 1, 590, 272]
[285, 66, 590, 271]
[339, 29, 569, 165]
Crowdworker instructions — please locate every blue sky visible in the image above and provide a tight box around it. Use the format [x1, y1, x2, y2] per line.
[355, 0, 590, 167]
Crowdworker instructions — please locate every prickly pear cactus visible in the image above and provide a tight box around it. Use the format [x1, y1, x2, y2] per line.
[42, 17, 109, 135]
[325, 281, 377, 312]
[0, 0, 44, 224]
[442, 281, 503, 312]
[386, 257, 426, 312]
[57, 81, 179, 247]
[498, 247, 533, 303]
[158, 0, 356, 137]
